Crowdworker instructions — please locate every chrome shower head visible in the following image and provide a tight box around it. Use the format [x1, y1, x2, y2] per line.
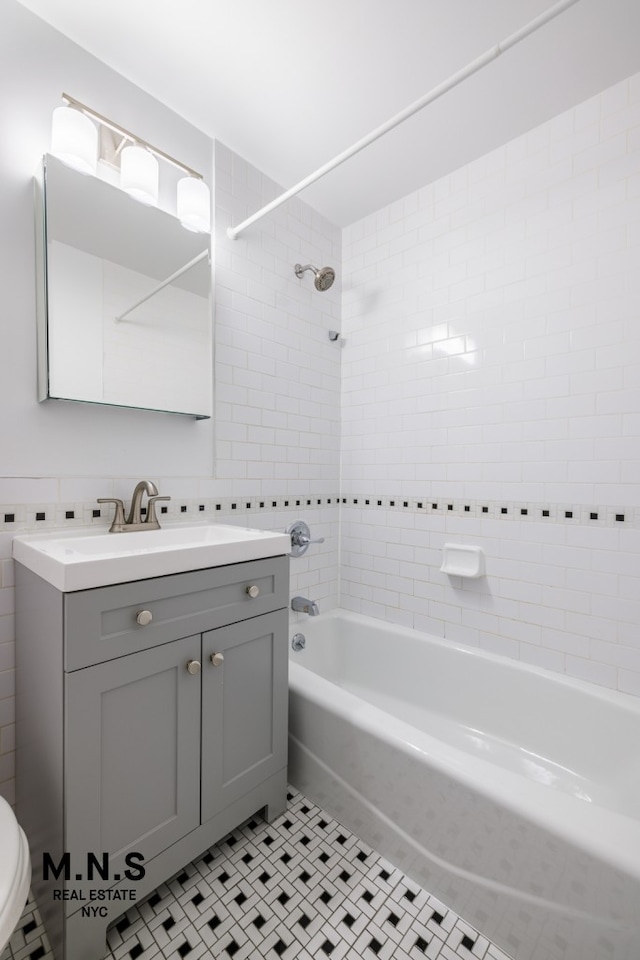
[294, 263, 336, 291]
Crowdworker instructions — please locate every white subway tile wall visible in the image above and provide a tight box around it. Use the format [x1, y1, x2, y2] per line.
[0, 146, 342, 804]
[341, 73, 640, 695]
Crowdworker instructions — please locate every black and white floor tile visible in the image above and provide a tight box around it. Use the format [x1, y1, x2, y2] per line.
[1, 790, 513, 960]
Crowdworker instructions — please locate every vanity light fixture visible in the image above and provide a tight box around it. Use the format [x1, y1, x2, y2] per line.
[50, 104, 98, 175]
[177, 176, 211, 233]
[120, 144, 159, 206]
[50, 94, 211, 230]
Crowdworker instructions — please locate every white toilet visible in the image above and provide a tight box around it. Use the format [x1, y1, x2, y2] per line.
[0, 794, 31, 952]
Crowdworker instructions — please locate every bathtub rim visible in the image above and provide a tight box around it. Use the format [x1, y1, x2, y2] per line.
[291, 607, 640, 714]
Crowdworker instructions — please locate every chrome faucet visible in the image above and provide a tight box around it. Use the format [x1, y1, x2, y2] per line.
[98, 481, 171, 533]
[291, 596, 320, 616]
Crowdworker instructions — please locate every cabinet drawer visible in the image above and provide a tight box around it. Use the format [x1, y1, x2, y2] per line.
[64, 556, 288, 671]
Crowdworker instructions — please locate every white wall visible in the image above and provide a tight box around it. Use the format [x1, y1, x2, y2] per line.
[341, 72, 640, 696]
[0, 1, 341, 804]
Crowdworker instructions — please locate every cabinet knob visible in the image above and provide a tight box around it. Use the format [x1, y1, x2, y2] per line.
[246, 584, 260, 598]
[136, 610, 153, 626]
[210, 652, 224, 667]
[186, 660, 201, 675]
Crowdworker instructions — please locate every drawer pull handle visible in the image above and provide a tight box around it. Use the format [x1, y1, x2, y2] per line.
[136, 610, 153, 626]
[246, 584, 260, 598]
[210, 652, 224, 667]
[186, 660, 201, 675]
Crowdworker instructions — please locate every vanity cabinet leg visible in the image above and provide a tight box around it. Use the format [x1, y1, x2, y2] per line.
[263, 768, 288, 823]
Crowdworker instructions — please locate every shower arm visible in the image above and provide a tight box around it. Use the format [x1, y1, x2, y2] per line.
[227, 0, 580, 240]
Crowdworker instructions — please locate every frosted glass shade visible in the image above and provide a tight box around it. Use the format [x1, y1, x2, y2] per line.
[51, 106, 97, 175]
[177, 177, 211, 232]
[120, 146, 159, 206]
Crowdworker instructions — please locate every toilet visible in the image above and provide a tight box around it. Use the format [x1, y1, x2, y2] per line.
[0, 794, 31, 952]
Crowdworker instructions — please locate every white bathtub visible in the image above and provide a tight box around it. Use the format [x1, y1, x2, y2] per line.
[288, 610, 640, 960]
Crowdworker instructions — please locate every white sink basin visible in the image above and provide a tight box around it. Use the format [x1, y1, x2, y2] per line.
[12, 522, 291, 591]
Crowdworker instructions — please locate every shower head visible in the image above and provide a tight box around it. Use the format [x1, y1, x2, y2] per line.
[294, 263, 336, 291]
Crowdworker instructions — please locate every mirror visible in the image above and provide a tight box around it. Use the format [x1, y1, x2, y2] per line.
[35, 153, 212, 419]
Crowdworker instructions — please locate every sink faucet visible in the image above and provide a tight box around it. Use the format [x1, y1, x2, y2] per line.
[98, 481, 171, 533]
[291, 596, 320, 616]
[128, 480, 158, 525]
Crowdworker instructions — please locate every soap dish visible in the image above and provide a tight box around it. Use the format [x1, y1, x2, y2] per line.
[440, 543, 485, 578]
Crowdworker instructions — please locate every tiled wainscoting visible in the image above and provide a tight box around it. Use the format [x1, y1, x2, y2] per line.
[1, 790, 512, 960]
[339, 496, 640, 695]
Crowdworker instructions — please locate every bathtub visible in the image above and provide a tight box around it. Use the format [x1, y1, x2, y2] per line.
[288, 609, 640, 960]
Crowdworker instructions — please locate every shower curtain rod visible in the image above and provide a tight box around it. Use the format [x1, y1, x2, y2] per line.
[227, 0, 580, 240]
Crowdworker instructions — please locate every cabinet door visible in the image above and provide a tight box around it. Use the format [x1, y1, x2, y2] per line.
[65, 635, 202, 877]
[201, 610, 288, 822]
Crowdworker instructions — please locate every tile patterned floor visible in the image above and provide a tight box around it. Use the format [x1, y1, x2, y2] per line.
[1, 789, 513, 960]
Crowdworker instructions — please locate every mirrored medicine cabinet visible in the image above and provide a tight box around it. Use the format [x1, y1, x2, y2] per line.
[35, 153, 213, 419]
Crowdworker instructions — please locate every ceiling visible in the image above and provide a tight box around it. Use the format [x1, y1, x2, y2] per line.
[15, 0, 640, 227]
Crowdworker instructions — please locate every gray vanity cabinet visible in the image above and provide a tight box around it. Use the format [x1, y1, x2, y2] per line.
[16, 555, 289, 960]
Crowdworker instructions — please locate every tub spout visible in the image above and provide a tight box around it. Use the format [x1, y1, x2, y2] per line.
[291, 596, 320, 616]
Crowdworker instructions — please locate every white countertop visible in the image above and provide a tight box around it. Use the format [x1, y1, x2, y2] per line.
[12, 522, 290, 591]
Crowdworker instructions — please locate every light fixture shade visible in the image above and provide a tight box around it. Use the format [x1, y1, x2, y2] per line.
[51, 105, 97, 174]
[177, 177, 211, 232]
[120, 145, 159, 206]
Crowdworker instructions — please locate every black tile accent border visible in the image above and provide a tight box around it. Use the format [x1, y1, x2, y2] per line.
[2, 490, 635, 540]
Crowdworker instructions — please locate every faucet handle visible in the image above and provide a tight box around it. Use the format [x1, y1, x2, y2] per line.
[97, 498, 126, 533]
[146, 496, 171, 526]
[287, 520, 325, 557]
[296, 533, 325, 546]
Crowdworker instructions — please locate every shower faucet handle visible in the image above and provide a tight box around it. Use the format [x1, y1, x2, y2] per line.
[296, 532, 325, 547]
[286, 520, 325, 557]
